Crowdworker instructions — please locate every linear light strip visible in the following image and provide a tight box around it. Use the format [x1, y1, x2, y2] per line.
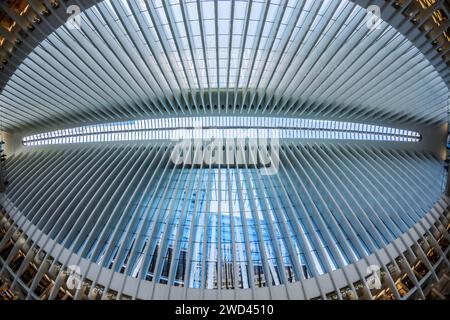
[22, 116, 421, 146]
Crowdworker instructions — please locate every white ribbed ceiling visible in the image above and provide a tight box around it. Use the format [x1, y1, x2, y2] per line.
[0, 0, 448, 132]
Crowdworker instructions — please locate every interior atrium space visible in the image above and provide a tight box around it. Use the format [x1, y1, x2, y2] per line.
[0, 0, 449, 303]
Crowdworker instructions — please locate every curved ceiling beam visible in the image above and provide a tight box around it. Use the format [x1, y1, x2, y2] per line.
[0, 0, 448, 134]
[1, 0, 447, 92]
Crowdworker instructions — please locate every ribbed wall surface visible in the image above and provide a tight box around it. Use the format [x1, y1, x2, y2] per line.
[1, 0, 449, 131]
[2, 142, 446, 290]
[0, 0, 449, 302]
